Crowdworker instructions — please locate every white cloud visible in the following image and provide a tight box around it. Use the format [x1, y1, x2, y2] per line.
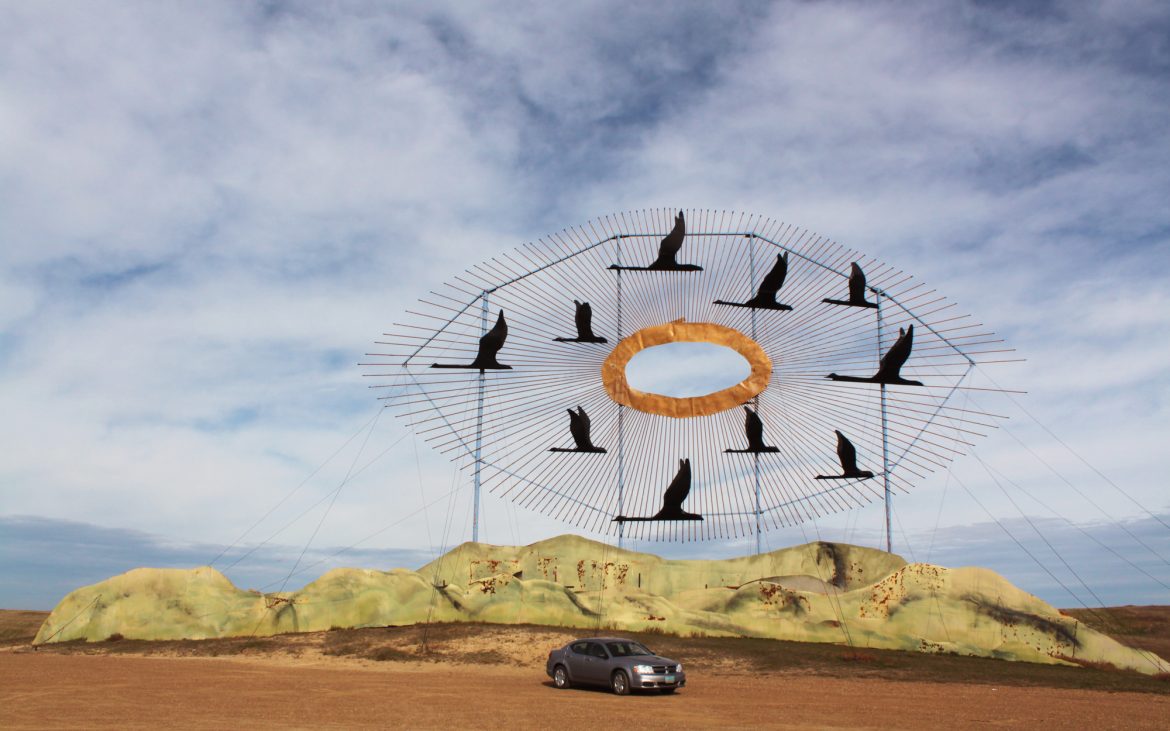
[1, 1, 1168, 604]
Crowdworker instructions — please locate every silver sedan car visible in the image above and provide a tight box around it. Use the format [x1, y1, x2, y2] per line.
[546, 637, 686, 695]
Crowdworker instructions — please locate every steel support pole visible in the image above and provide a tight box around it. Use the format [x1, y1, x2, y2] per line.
[749, 237, 761, 555]
[616, 236, 626, 550]
[473, 292, 488, 543]
[876, 294, 892, 554]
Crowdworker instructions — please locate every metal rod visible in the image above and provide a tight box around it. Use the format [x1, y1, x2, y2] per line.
[877, 293, 892, 554]
[402, 297, 480, 366]
[400, 374, 606, 518]
[486, 235, 618, 294]
[752, 232, 976, 363]
[749, 236, 762, 555]
[407, 232, 624, 366]
[616, 235, 626, 549]
[473, 291, 488, 543]
[888, 361, 976, 472]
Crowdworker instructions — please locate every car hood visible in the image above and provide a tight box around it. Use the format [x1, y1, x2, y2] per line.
[625, 655, 677, 667]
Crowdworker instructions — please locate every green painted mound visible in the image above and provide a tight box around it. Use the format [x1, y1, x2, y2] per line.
[420, 535, 904, 595]
[33, 536, 1170, 675]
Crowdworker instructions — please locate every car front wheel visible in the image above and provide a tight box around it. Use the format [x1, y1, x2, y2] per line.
[553, 665, 570, 689]
[611, 670, 630, 696]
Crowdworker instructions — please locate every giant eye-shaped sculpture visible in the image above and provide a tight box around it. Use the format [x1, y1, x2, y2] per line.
[365, 209, 1010, 547]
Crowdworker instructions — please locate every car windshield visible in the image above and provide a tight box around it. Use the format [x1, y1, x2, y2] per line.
[605, 641, 653, 657]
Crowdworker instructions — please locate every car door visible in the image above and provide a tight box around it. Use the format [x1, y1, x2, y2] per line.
[565, 642, 594, 684]
[580, 641, 611, 685]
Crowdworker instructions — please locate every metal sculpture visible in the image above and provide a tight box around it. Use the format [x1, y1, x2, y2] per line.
[430, 310, 512, 370]
[550, 406, 607, 453]
[367, 209, 1012, 547]
[827, 325, 923, 386]
[554, 300, 608, 343]
[725, 407, 780, 454]
[601, 321, 771, 418]
[714, 252, 793, 311]
[815, 430, 875, 480]
[613, 459, 702, 523]
[608, 211, 702, 271]
[823, 262, 878, 309]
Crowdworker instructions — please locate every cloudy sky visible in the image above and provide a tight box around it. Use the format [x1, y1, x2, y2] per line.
[2, 1, 1168, 610]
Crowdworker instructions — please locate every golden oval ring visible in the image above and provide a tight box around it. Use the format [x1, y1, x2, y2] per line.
[601, 320, 772, 419]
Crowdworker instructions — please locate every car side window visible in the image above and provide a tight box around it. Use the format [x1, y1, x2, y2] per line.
[570, 642, 589, 655]
[588, 642, 608, 659]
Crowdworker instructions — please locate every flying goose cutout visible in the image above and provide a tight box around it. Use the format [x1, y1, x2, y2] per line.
[430, 310, 513, 371]
[714, 252, 793, 311]
[826, 324, 923, 386]
[553, 300, 607, 343]
[815, 430, 875, 480]
[613, 459, 703, 522]
[823, 262, 878, 309]
[549, 406, 606, 453]
[608, 211, 702, 272]
[724, 406, 780, 453]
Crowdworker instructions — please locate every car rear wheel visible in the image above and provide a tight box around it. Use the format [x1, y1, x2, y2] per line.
[553, 665, 570, 689]
[611, 670, 630, 696]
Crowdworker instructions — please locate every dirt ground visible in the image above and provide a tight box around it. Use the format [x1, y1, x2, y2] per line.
[5, 652, 1170, 730]
[4, 608, 1170, 730]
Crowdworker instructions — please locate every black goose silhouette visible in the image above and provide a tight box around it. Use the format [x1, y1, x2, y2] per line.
[613, 459, 703, 522]
[714, 252, 793, 311]
[553, 300, 607, 343]
[549, 406, 606, 453]
[608, 211, 702, 272]
[815, 430, 875, 480]
[725, 406, 780, 453]
[823, 262, 878, 309]
[826, 324, 923, 386]
[430, 310, 513, 370]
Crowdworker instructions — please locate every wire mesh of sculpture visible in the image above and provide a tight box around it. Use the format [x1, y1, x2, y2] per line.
[364, 209, 1010, 542]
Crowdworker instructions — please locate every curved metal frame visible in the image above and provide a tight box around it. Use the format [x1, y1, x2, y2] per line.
[365, 209, 1009, 545]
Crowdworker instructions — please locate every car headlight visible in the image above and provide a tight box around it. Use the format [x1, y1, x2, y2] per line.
[632, 664, 654, 675]
[675, 664, 683, 673]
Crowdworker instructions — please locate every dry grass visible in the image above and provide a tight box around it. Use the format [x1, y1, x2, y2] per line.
[0, 609, 48, 647]
[1065, 605, 1170, 661]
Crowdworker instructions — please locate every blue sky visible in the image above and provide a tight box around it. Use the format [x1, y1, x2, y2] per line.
[1, 1, 1168, 610]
